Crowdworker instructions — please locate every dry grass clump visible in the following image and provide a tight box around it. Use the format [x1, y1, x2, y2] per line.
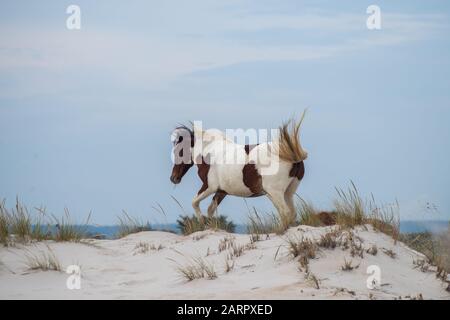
[341, 258, 359, 271]
[133, 242, 163, 255]
[334, 182, 365, 228]
[287, 236, 317, 273]
[228, 243, 245, 259]
[400, 232, 435, 258]
[177, 214, 235, 236]
[218, 236, 235, 252]
[116, 211, 152, 238]
[333, 182, 400, 241]
[318, 230, 340, 249]
[350, 241, 364, 258]
[50, 209, 90, 242]
[0, 201, 9, 245]
[382, 248, 397, 259]
[24, 246, 62, 272]
[367, 197, 400, 243]
[1, 199, 51, 244]
[218, 236, 254, 262]
[247, 208, 283, 239]
[401, 229, 450, 279]
[295, 196, 339, 227]
[287, 236, 317, 259]
[334, 287, 356, 297]
[292, 182, 399, 242]
[224, 258, 235, 273]
[305, 272, 320, 289]
[1, 198, 90, 245]
[217, 236, 254, 274]
[173, 256, 217, 281]
[413, 258, 430, 272]
[296, 198, 322, 227]
[151, 243, 164, 251]
[366, 245, 378, 256]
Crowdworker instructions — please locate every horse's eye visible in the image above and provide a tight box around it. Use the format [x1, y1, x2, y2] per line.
[177, 136, 183, 144]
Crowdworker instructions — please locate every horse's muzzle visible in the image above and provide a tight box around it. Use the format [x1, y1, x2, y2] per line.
[170, 176, 181, 184]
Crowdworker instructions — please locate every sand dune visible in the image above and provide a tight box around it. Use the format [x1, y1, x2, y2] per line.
[0, 225, 449, 300]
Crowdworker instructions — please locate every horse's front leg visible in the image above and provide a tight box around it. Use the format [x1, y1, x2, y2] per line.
[207, 190, 227, 217]
[192, 187, 215, 218]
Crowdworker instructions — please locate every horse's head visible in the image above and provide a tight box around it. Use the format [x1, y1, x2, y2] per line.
[170, 126, 194, 184]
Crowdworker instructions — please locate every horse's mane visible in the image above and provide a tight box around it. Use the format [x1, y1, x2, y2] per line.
[175, 123, 193, 133]
[174, 124, 194, 137]
[191, 123, 231, 144]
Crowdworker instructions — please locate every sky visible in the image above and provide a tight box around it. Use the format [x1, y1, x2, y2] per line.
[1, 1, 450, 225]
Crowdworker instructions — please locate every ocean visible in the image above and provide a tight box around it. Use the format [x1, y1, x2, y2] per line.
[83, 220, 449, 239]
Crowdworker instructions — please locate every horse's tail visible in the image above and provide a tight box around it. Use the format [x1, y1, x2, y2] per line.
[277, 111, 308, 163]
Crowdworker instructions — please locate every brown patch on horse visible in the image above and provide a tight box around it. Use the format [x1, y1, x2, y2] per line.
[317, 211, 337, 226]
[242, 163, 264, 195]
[212, 189, 227, 205]
[244, 144, 259, 155]
[289, 161, 305, 180]
[197, 157, 210, 195]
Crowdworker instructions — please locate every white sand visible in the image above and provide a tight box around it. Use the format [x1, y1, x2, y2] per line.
[0, 225, 449, 300]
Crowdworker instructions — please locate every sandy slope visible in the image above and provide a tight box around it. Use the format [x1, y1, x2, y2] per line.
[0, 225, 449, 300]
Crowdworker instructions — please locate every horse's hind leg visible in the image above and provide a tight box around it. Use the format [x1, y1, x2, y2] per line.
[285, 179, 300, 221]
[207, 190, 227, 217]
[265, 190, 294, 230]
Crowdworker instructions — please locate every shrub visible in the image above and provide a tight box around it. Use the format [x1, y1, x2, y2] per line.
[177, 214, 235, 235]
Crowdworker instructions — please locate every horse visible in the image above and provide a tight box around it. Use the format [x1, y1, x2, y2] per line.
[169, 117, 308, 228]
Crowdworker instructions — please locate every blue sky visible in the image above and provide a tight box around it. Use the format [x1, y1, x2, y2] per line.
[1, 1, 449, 225]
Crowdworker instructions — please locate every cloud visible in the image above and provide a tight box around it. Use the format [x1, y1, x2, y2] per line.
[0, 9, 447, 97]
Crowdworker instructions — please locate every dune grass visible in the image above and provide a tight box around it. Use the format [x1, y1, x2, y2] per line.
[296, 197, 323, 227]
[286, 236, 317, 273]
[0, 199, 50, 244]
[367, 196, 400, 242]
[366, 244, 378, 256]
[286, 236, 317, 259]
[243, 182, 400, 240]
[246, 207, 284, 239]
[333, 182, 366, 228]
[172, 256, 217, 281]
[48, 208, 91, 242]
[133, 241, 163, 255]
[332, 182, 400, 241]
[0, 201, 9, 245]
[116, 211, 152, 238]
[224, 258, 235, 273]
[0, 198, 92, 245]
[318, 231, 339, 249]
[400, 228, 450, 278]
[9, 201, 33, 241]
[24, 246, 62, 272]
[341, 258, 359, 271]
[176, 214, 236, 235]
[171, 194, 235, 235]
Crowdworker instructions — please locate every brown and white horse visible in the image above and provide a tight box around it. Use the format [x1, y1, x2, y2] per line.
[170, 118, 308, 228]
